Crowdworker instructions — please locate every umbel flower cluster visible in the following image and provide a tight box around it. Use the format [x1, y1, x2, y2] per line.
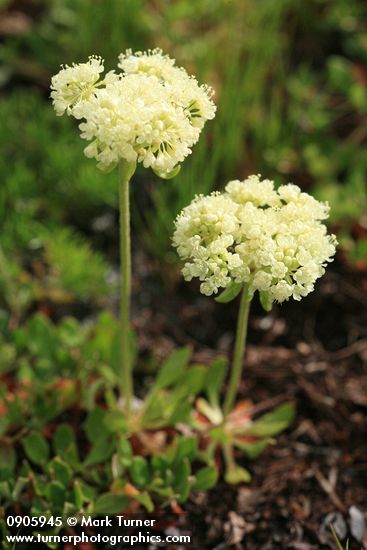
[173, 175, 337, 302]
[50, 49, 216, 173]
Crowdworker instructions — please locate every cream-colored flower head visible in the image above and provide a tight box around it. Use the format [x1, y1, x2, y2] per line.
[118, 48, 183, 82]
[173, 192, 242, 296]
[72, 73, 199, 172]
[50, 56, 106, 116]
[51, 50, 216, 173]
[173, 175, 337, 302]
[118, 49, 216, 130]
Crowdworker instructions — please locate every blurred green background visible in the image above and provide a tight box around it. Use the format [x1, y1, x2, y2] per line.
[1, 0, 367, 318]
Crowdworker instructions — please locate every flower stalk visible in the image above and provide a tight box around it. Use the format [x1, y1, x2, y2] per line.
[118, 160, 136, 415]
[51, 49, 216, 414]
[223, 286, 251, 416]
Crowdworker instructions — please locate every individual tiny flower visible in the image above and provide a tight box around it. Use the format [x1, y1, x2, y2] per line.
[51, 49, 216, 174]
[173, 175, 337, 302]
[50, 56, 106, 116]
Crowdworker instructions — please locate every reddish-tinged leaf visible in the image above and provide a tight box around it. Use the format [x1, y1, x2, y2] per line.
[124, 483, 140, 497]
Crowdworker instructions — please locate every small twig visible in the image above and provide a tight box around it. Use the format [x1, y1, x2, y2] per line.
[298, 378, 336, 407]
[326, 338, 367, 361]
[313, 467, 347, 513]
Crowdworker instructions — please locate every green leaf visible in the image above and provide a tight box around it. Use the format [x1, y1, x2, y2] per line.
[130, 457, 150, 488]
[45, 481, 65, 510]
[153, 164, 181, 180]
[74, 480, 96, 503]
[0, 481, 11, 499]
[47, 458, 72, 488]
[225, 464, 251, 484]
[6, 396, 25, 427]
[104, 411, 128, 433]
[192, 466, 218, 490]
[93, 493, 128, 514]
[206, 358, 228, 408]
[0, 468, 11, 482]
[161, 366, 207, 425]
[151, 456, 169, 479]
[26, 314, 57, 360]
[174, 437, 198, 463]
[0, 343, 16, 374]
[0, 417, 9, 438]
[30, 472, 48, 497]
[117, 439, 133, 467]
[215, 282, 243, 304]
[30, 497, 48, 515]
[209, 425, 231, 445]
[134, 491, 154, 512]
[19, 461, 31, 477]
[84, 407, 108, 442]
[168, 401, 192, 425]
[33, 393, 59, 425]
[328, 56, 353, 92]
[23, 431, 50, 466]
[58, 317, 85, 347]
[172, 458, 191, 503]
[155, 347, 191, 390]
[53, 424, 79, 466]
[259, 291, 273, 312]
[0, 444, 16, 472]
[84, 379, 104, 410]
[12, 476, 29, 501]
[142, 393, 167, 424]
[181, 365, 206, 394]
[72, 480, 84, 510]
[83, 438, 114, 467]
[234, 438, 270, 459]
[245, 402, 295, 437]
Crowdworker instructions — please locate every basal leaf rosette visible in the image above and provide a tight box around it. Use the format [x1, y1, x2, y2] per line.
[173, 175, 337, 305]
[50, 50, 216, 175]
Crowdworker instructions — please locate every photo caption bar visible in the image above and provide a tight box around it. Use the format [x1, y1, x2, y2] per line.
[3, 514, 193, 547]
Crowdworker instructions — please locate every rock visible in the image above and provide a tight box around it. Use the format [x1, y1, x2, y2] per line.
[349, 505, 366, 542]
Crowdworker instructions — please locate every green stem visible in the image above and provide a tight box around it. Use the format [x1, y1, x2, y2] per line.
[223, 285, 251, 416]
[118, 160, 136, 414]
[223, 444, 235, 470]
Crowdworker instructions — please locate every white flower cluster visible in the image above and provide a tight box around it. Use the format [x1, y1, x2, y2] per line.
[50, 50, 216, 173]
[173, 175, 337, 302]
[118, 49, 216, 130]
[50, 56, 106, 116]
[118, 48, 183, 82]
